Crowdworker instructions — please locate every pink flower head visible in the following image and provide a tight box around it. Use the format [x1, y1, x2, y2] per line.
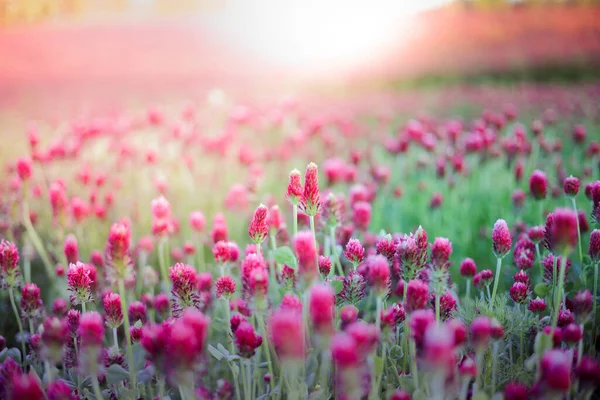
[280, 293, 303, 313]
[293, 231, 318, 280]
[589, 230, 600, 262]
[423, 324, 456, 372]
[128, 301, 147, 324]
[170, 263, 203, 317]
[573, 290, 593, 323]
[52, 298, 68, 317]
[0, 240, 20, 287]
[154, 293, 170, 318]
[8, 372, 43, 400]
[528, 297, 547, 312]
[381, 303, 406, 328]
[151, 196, 171, 220]
[216, 276, 236, 299]
[511, 189, 526, 210]
[20, 283, 43, 319]
[459, 258, 477, 277]
[63, 234, 79, 264]
[40, 316, 69, 364]
[473, 269, 493, 288]
[300, 162, 320, 217]
[330, 332, 359, 369]
[528, 225, 545, 244]
[492, 219, 512, 258]
[211, 213, 229, 243]
[390, 390, 411, 400]
[365, 255, 390, 294]
[513, 235, 535, 270]
[470, 316, 492, 350]
[322, 192, 343, 228]
[513, 270, 530, 287]
[106, 222, 131, 264]
[510, 282, 529, 304]
[375, 234, 396, 262]
[545, 208, 578, 254]
[405, 279, 429, 313]
[530, 170, 548, 200]
[286, 169, 303, 206]
[212, 241, 231, 264]
[318, 255, 331, 277]
[47, 380, 78, 400]
[504, 382, 529, 400]
[309, 284, 335, 335]
[168, 309, 210, 369]
[16, 157, 32, 181]
[572, 124, 586, 144]
[346, 321, 379, 356]
[103, 292, 123, 329]
[431, 237, 452, 268]
[409, 309, 435, 349]
[563, 176, 580, 197]
[234, 321, 263, 358]
[352, 201, 371, 231]
[78, 312, 104, 347]
[189, 211, 206, 232]
[540, 350, 571, 392]
[344, 238, 365, 266]
[268, 309, 304, 360]
[339, 304, 359, 328]
[241, 254, 269, 298]
[248, 204, 269, 245]
[575, 356, 600, 389]
[267, 205, 283, 232]
[561, 323, 582, 346]
[67, 262, 93, 306]
[459, 356, 478, 378]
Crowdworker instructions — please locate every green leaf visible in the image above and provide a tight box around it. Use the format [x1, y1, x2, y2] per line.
[217, 343, 230, 357]
[374, 355, 384, 376]
[208, 344, 225, 361]
[131, 343, 146, 372]
[274, 247, 297, 269]
[0, 348, 8, 363]
[331, 280, 344, 295]
[471, 393, 490, 400]
[6, 348, 21, 364]
[389, 344, 404, 360]
[106, 364, 130, 385]
[534, 283, 551, 297]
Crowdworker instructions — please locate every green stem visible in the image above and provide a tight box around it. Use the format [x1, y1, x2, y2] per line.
[491, 341, 499, 395]
[9, 288, 26, 366]
[571, 198, 583, 268]
[593, 262, 599, 349]
[535, 243, 543, 284]
[45, 361, 53, 382]
[21, 194, 54, 282]
[91, 375, 104, 400]
[224, 301, 241, 400]
[550, 253, 569, 335]
[465, 279, 470, 300]
[474, 349, 485, 396]
[197, 233, 205, 273]
[491, 257, 502, 307]
[329, 226, 344, 277]
[158, 377, 166, 399]
[292, 205, 298, 239]
[113, 328, 120, 352]
[310, 216, 318, 266]
[256, 313, 276, 393]
[158, 238, 169, 289]
[118, 279, 136, 388]
[82, 302, 86, 313]
[435, 294, 441, 323]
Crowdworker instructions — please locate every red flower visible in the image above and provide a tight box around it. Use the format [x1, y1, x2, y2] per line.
[293, 231, 318, 280]
[510, 282, 529, 304]
[268, 309, 304, 360]
[63, 234, 79, 265]
[528, 297, 547, 313]
[103, 292, 123, 329]
[67, 262, 93, 306]
[248, 204, 269, 245]
[492, 219, 512, 258]
[189, 211, 206, 232]
[343, 238, 365, 266]
[300, 162, 320, 217]
[589, 229, 600, 262]
[366, 255, 390, 294]
[459, 258, 477, 277]
[234, 321, 262, 358]
[529, 169, 548, 200]
[352, 201, 371, 231]
[540, 350, 571, 392]
[405, 279, 429, 313]
[286, 169, 303, 206]
[216, 276, 236, 299]
[431, 237, 453, 268]
[563, 176, 580, 197]
[309, 284, 335, 335]
[318, 256, 331, 277]
[470, 316, 492, 350]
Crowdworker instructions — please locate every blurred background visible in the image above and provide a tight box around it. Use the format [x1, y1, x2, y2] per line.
[1, 0, 600, 119]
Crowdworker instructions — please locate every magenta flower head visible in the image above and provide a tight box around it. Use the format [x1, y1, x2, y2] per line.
[0, 240, 20, 288]
[63, 234, 79, 265]
[128, 301, 147, 324]
[344, 238, 365, 267]
[8, 371, 43, 400]
[460, 258, 477, 277]
[47, 380, 78, 400]
[529, 169, 548, 200]
[470, 316, 492, 350]
[561, 323, 582, 346]
[21, 283, 43, 319]
[575, 356, 600, 389]
[234, 321, 263, 358]
[504, 382, 529, 400]
[573, 290, 593, 323]
[309, 283, 336, 335]
[280, 293, 303, 313]
[390, 389, 412, 400]
[473, 269, 493, 288]
[106, 222, 131, 264]
[286, 169, 303, 206]
[216, 276, 236, 299]
[563, 176, 580, 197]
[330, 331, 359, 369]
[366, 255, 390, 295]
[405, 279, 429, 313]
[169, 263, 201, 317]
[77, 311, 104, 375]
[154, 293, 170, 319]
[103, 292, 123, 329]
[545, 208, 578, 254]
[510, 282, 529, 304]
[67, 262, 93, 306]
[52, 298, 68, 317]
[268, 309, 305, 361]
[540, 350, 571, 393]
[212, 240, 231, 264]
[352, 201, 371, 231]
[590, 230, 600, 262]
[248, 204, 269, 245]
[431, 237, 452, 268]
[300, 162, 320, 217]
[528, 297, 547, 313]
[40, 316, 69, 364]
[168, 309, 211, 373]
[339, 304, 359, 328]
[528, 225, 545, 244]
[16, 157, 33, 181]
[492, 219, 512, 258]
[189, 210, 206, 232]
[212, 213, 229, 244]
[293, 231, 318, 280]
[318, 255, 331, 277]
[423, 324, 456, 372]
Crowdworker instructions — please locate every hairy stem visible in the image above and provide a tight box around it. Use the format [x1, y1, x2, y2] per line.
[118, 278, 136, 388]
[9, 288, 26, 367]
[491, 256, 503, 307]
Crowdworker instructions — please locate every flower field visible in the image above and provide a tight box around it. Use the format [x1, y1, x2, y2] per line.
[0, 81, 600, 400]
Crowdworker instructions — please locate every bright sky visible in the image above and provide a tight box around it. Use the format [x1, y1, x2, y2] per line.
[200, 0, 451, 73]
